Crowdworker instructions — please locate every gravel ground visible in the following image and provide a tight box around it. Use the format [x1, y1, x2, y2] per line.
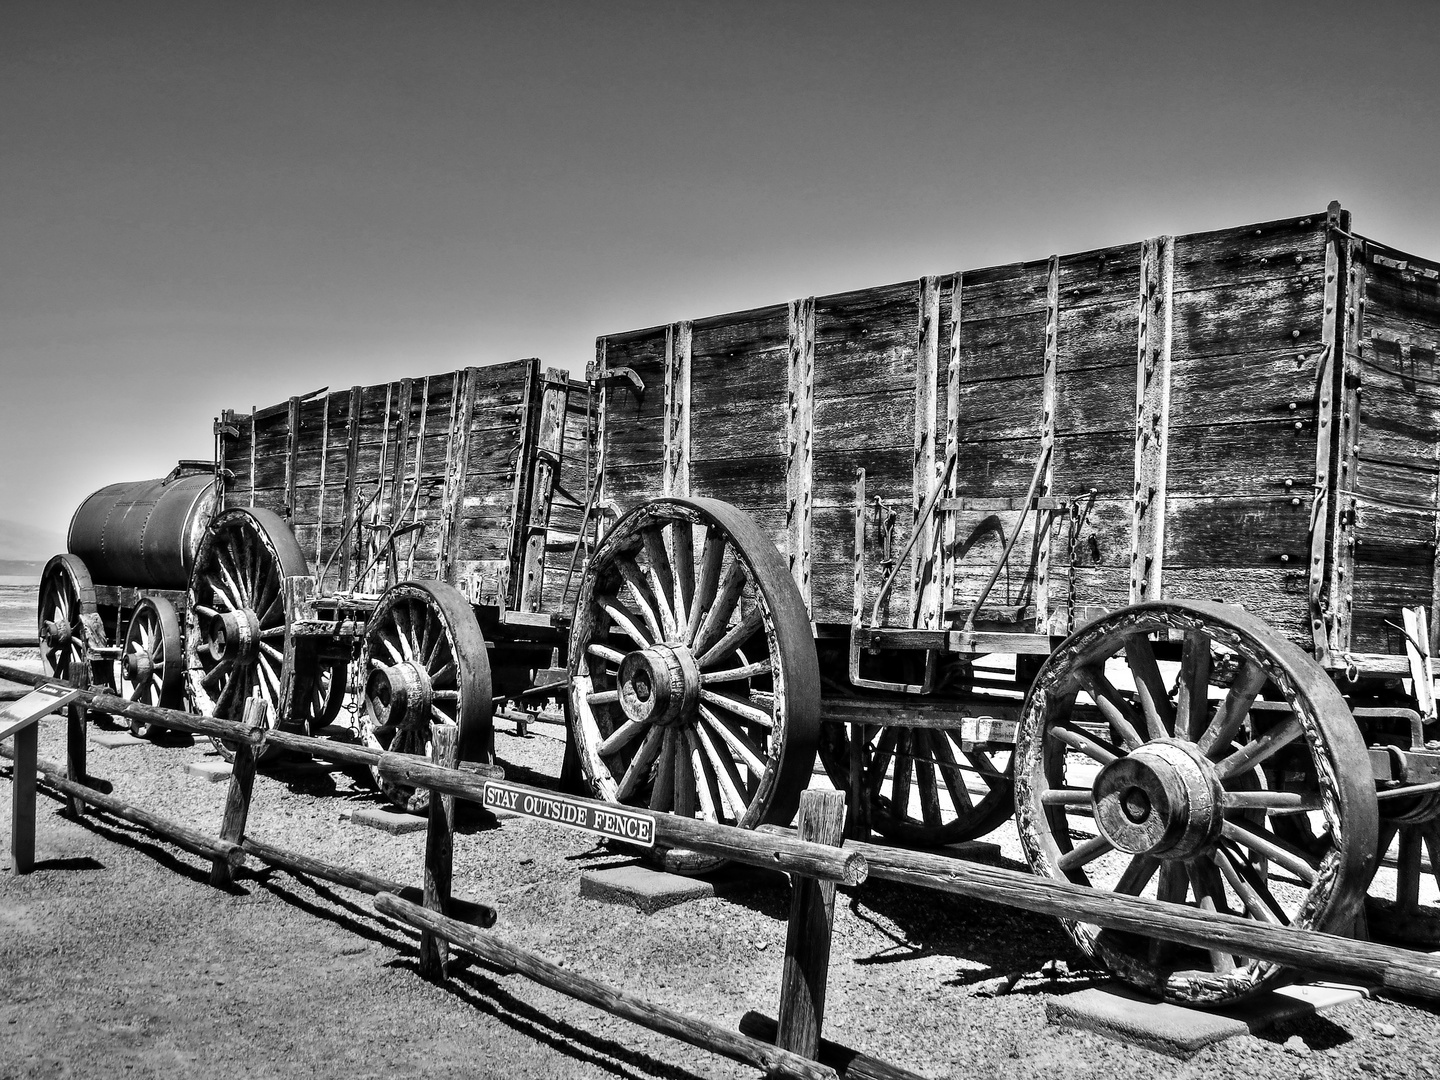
[4, 636, 1440, 1080]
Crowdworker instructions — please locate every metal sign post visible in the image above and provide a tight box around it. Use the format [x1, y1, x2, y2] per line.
[4, 683, 85, 873]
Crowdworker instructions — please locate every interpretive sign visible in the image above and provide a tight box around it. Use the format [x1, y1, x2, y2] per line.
[0, 683, 84, 741]
[483, 780, 656, 847]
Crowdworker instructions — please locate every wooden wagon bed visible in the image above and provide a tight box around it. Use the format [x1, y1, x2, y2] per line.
[594, 203, 1440, 678]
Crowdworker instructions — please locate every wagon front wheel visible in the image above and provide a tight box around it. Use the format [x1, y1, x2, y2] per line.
[357, 580, 492, 813]
[185, 507, 308, 762]
[120, 596, 183, 737]
[567, 497, 820, 875]
[38, 553, 104, 688]
[1014, 600, 1377, 1006]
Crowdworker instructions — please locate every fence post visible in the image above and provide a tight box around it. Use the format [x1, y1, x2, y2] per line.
[775, 788, 847, 1060]
[65, 702, 90, 819]
[419, 723, 459, 980]
[210, 698, 270, 887]
[10, 720, 37, 873]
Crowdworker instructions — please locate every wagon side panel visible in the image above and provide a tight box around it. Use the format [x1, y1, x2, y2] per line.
[810, 282, 924, 626]
[598, 327, 669, 518]
[539, 377, 597, 614]
[1346, 240, 1440, 655]
[1161, 213, 1330, 646]
[687, 305, 792, 553]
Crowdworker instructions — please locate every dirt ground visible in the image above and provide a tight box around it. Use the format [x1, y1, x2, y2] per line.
[5, 607, 1440, 1078]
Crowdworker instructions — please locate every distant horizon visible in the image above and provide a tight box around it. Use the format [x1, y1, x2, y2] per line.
[5, 1, 1439, 537]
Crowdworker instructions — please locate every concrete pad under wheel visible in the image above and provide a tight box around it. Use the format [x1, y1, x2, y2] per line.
[90, 730, 147, 749]
[1047, 980, 1368, 1058]
[580, 863, 716, 914]
[185, 760, 233, 783]
[343, 806, 427, 835]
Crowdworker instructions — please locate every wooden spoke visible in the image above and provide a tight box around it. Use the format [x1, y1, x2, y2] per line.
[641, 526, 680, 640]
[431, 689, 460, 701]
[430, 660, 456, 688]
[699, 705, 767, 777]
[201, 658, 233, 690]
[259, 641, 284, 664]
[1173, 631, 1211, 742]
[1124, 636, 1175, 740]
[649, 732, 677, 811]
[616, 725, 665, 801]
[1074, 666, 1145, 750]
[1424, 825, 1440, 892]
[669, 520, 695, 636]
[599, 717, 646, 757]
[684, 727, 718, 822]
[1220, 820, 1318, 885]
[692, 556, 747, 657]
[700, 659, 773, 684]
[696, 605, 765, 669]
[673, 727, 698, 818]
[1148, 861, 1189, 967]
[694, 720, 748, 820]
[1048, 721, 1120, 766]
[1057, 833, 1114, 873]
[1114, 853, 1160, 896]
[602, 602, 652, 648]
[1213, 716, 1304, 782]
[588, 643, 627, 667]
[1397, 827, 1424, 912]
[1198, 659, 1269, 756]
[587, 689, 621, 706]
[1220, 789, 1321, 812]
[615, 556, 667, 644]
[868, 728, 899, 797]
[929, 728, 975, 813]
[378, 632, 406, 666]
[915, 733, 943, 828]
[1040, 788, 1093, 806]
[1212, 846, 1285, 925]
[684, 526, 726, 645]
[698, 687, 773, 729]
[891, 730, 914, 821]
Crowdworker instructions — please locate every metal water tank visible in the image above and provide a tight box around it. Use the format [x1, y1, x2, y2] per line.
[67, 462, 216, 589]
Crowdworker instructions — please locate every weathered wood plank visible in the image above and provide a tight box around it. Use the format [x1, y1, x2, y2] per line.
[1131, 235, 1174, 604]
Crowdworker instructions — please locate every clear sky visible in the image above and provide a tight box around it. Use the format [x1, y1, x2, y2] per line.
[3, 0, 1438, 545]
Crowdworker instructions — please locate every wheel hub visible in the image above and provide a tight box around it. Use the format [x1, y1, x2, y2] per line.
[208, 609, 260, 664]
[124, 651, 155, 686]
[41, 619, 71, 650]
[1092, 740, 1223, 858]
[617, 644, 700, 727]
[365, 661, 434, 730]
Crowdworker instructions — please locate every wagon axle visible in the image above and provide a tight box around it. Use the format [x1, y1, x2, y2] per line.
[365, 660, 435, 732]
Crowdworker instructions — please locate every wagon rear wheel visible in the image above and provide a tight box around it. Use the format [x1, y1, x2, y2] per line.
[120, 596, 183, 737]
[567, 497, 820, 875]
[818, 719, 1013, 846]
[185, 508, 308, 762]
[1014, 600, 1377, 1006]
[357, 580, 492, 813]
[38, 553, 103, 688]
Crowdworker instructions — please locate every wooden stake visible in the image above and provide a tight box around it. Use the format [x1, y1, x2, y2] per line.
[210, 698, 270, 887]
[65, 702, 87, 819]
[10, 720, 37, 873]
[375, 892, 837, 1080]
[776, 790, 846, 1059]
[420, 724, 459, 980]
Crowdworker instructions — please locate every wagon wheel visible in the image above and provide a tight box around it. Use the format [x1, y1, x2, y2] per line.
[567, 497, 820, 875]
[1014, 599, 1377, 1006]
[1356, 788, 1440, 946]
[818, 719, 1014, 846]
[357, 580, 492, 813]
[38, 553, 104, 687]
[185, 507, 308, 763]
[295, 659, 350, 736]
[120, 596, 183, 738]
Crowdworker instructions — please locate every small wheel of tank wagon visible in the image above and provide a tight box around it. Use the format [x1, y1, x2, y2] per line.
[817, 715, 1014, 847]
[38, 553, 107, 688]
[185, 507, 308, 762]
[119, 596, 183, 738]
[357, 580, 492, 813]
[567, 497, 820, 875]
[294, 659, 349, 735]
[1013, 600, 1378, 1006]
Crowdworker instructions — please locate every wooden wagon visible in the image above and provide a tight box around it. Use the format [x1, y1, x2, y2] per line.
[573, 201, 1440, 1004]
[41, 199, 1440, 1009]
